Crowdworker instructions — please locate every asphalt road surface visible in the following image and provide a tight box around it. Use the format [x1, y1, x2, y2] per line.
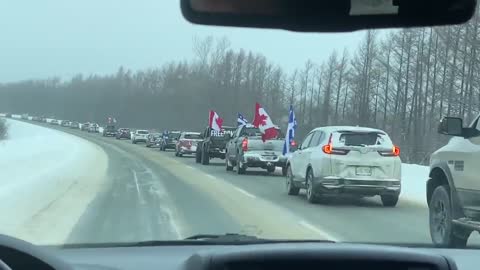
[35, 124, 480, 246]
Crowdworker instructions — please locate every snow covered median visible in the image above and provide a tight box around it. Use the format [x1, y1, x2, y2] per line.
[400, 163, 429, 207]
[0, 119, 108, 245]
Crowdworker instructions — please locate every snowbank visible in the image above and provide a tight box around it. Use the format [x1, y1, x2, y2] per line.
[0, 119, 108, 245]
[400, 163, 429, 206]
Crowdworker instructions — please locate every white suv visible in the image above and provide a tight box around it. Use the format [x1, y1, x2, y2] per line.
[286, 126, 401, 206]
[131, 130, 149, 144]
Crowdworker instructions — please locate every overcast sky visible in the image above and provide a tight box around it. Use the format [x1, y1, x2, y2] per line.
[0, 0, 366, 83]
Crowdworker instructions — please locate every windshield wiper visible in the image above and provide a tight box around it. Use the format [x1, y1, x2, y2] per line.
[185, 233, 260, 241]
[183, 233, 336, 244]
[56, 234, 335, 248]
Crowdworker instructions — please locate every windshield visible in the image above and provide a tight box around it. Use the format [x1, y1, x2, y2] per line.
[1, 1, 480, 249]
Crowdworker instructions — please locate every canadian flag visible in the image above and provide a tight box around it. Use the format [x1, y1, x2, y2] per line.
[252, 103, 278, 142]
[209, 110, 223, 132]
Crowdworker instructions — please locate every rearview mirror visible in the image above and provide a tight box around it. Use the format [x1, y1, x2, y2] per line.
[438, 117, 463, 136]
[181, 0, 476, 32]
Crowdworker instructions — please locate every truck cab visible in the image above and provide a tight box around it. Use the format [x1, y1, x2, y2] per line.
[427, 114, 480, 248]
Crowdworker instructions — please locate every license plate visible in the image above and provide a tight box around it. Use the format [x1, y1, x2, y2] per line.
[355, 167, 372, 176]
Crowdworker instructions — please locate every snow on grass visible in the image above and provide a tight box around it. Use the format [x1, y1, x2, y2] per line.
[400, 163, 429, 206]
[0, 119, 108, 244]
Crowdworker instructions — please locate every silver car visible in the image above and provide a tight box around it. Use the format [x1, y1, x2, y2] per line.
[286, 126, 401, 207]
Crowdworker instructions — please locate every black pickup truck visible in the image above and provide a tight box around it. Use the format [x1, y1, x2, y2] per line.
[196, 126, 236, 165]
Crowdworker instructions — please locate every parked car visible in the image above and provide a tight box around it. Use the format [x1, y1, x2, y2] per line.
[70, 121, 80, 129]
[102, 125, 116, 137]
[81, 123, 90, 131]
[115, 128, 131, 140]
[50, 119, 59, 125]
[159, 131, 181, 151]
[286, 126, 401, 206]
[225, 124, 286, 175]
[131, 130, 149, 144]
[61, 120, 70, 127]
[427, 115, 480, 248]
[88, 123, 99, 133]
[196, 126, 236, 165]
[146, 133, 162, 148]
[175, 132, 203, 157]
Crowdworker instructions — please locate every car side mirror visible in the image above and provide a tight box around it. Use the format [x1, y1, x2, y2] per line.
[438, 117, 463, 136]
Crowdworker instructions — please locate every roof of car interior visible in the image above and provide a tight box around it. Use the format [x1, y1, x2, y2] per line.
[312, 126, 386, 134]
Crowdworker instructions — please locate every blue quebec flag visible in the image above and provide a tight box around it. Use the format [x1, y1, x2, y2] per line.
[237, 113, 248, 126]
[283, 105, 297, 155]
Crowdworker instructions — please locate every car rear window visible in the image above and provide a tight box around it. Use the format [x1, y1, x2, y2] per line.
[137, 130, 149, 134]
[168, 132, 181, 139]
[184, 134, 201, 139]
[333, 131, 393, 148]
[241, 127, 283, 138]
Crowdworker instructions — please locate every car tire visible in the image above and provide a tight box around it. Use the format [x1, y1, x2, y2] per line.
[201, 148, 210, 165]
[429, 185, 470, 248]
[286, 166, 300, 196]
[175, 150, 179, 157]
[195, 150, 201, 163]
[306, 169, 319, 204]
[226, 156, 234, 171]
[381, 194, 399, 207]
[267, 166, 275, 174]
[282, 165, 288, 177]
[236, 156, 246, 175]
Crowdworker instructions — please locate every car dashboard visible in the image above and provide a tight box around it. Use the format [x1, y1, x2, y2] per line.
[0, 235, 478, 270]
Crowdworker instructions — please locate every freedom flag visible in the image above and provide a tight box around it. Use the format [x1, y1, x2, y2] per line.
[283, 105, 297, 155]
[252, 102, 278, 142]
[209, 110, 223, 132]
[237, 113, 248, 126]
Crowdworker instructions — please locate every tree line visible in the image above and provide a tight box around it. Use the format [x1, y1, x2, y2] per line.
[2, 10, 480, 163]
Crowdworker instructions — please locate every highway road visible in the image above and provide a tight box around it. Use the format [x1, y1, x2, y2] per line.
[35, 124, 480, 246]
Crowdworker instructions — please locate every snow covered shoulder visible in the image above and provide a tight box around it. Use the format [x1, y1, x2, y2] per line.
[0, 119, 108, 245]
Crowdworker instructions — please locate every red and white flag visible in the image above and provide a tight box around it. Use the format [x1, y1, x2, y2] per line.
[209, 110, 223, 132]
[252, 103, 278, 142]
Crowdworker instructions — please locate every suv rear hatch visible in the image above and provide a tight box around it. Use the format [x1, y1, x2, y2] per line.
[326, 130, 400, 180]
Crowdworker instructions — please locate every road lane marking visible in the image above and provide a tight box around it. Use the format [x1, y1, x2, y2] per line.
[298, 220, 339, 242]
[185, 165, 195, 170]
[232, 186, 256, 199]
[205, 174, 218, 180]
[132, 169, 146, 205]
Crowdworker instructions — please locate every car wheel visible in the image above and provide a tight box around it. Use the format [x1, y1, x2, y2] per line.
[381, 194, 399, 207]
[286, 166, 300, 196]
[267, 166, 275, 173]
[195, 150, 201, 163]
[306, 169, 319, 204]
[201, 148, 210, 165]
[429, 185, 470, 248]
[175, 150, 179, 157]
[236, 156, 246, 175]
[282, 165, 288, 177]
[226, 155, 233, 171]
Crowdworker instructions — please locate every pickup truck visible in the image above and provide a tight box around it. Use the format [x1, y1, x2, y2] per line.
[196, 126, 236, 165]
[225, 124, 286, 175]
[427, 115, 480, 248]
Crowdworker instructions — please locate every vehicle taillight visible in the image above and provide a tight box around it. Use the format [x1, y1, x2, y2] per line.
[322, 134, 349, 155]
[242, 137, 248, 152]
[378, 145, 400, 157]
[290, 140, 296, 147]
